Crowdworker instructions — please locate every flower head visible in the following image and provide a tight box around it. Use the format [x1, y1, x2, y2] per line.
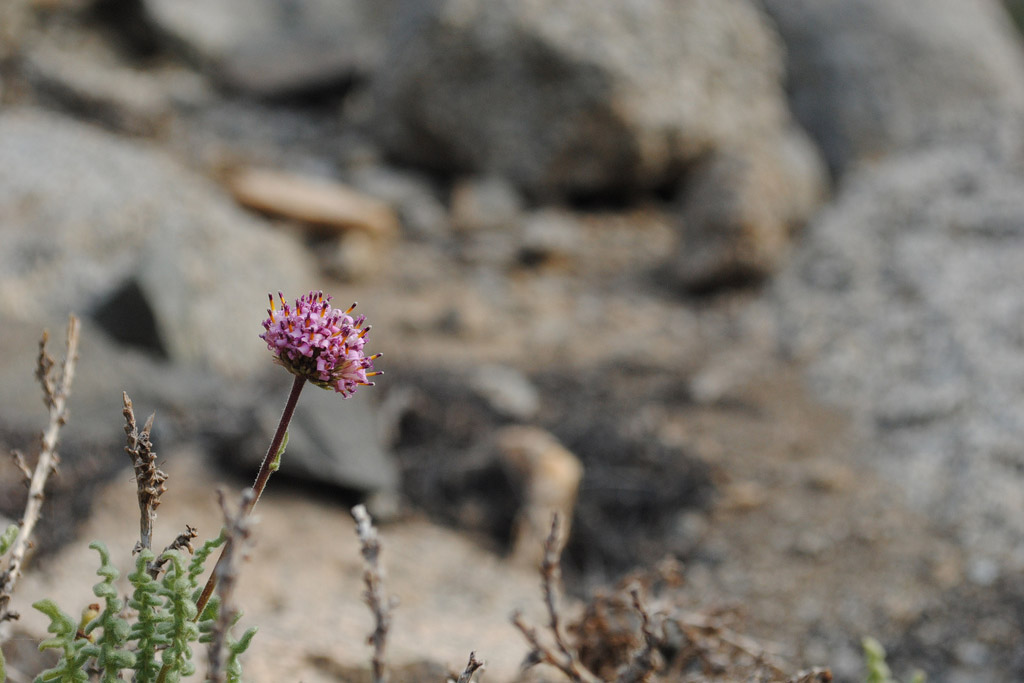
[260, 291, 380, 397]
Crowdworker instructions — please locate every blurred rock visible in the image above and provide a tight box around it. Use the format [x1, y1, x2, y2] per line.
[450, 175, 523, 233]
[224, 166, 400, 239]
[496, 426, 583, 567]
[318, 230, 387, 282]
[23, 29, 210, 136]
[0, 108, 310, 378]
[222, 375, 399, 496]
[674, 128, 827, 290]
[373, 0, 803, 198]
[347, 165, 449, 239]
[761, 0, 1024, 174]
[25, 43, 168, 136]
[773, 145, 1024, 572]
[141, 0, 396, 97]
[519, 209, 582, 268]
[468, 364, 540, 420]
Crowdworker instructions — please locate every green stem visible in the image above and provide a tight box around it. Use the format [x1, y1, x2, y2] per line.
[193, 375, 306, 619]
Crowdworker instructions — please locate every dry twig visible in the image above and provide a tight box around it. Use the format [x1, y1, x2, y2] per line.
[614, 585, 660, 683]
[453, 651, 484, 683]
[206, 489, 254, 683]
[146, 525, 200, 579]
[352, 504, 395, 683]
[512, 513, 601, 683]
[0, 316, 81, 624]
[122, 391, 168, 560]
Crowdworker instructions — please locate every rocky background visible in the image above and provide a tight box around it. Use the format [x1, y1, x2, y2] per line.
[2, 0, 1024, 681]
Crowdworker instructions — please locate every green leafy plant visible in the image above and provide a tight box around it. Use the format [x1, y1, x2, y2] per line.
[863, 636, 925, 683]
[31, 540, 256, 683]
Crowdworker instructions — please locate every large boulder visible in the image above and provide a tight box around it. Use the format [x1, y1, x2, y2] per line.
[141, 0, 396, 96]
[0, 108, 310, 378]
[773, 146, 1024, 575]
[372, 0, 809, 198]
[761, 0, 1024, 174]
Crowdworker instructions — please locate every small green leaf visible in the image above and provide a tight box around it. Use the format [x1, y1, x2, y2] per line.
[0, 524, 17, 557]
[269, 431, 289, 473]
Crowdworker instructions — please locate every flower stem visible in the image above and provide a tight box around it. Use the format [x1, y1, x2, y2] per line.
[193, 375, 306, 618]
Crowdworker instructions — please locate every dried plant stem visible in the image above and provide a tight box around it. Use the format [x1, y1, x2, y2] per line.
[0, 316, 81, 624]
[352, 504, 394, 683]
[194, 375, 306, 618]
[454, 651, 484, 683]
[147, 525, 199, 579]
[676, 611, 787, 676]
[206, 489, 254, 683]
[512, 513, 601, 683]
[615, 586, 659, 683]
[122, 392, 168, 564]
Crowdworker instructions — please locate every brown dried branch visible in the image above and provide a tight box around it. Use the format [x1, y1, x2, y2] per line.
[206, 489, 254, 683]
[122, 392, 168, 558]
[453, 651, 484, 683]
[512, 513, 601, 683]
[614, 585, 660, 683]
[673, 611, 788, 678]
[352, 504, 395, 683]
[0, 315, 81, 624]
[146, 525, 199, 579]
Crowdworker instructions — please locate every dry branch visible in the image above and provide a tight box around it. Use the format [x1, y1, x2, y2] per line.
[512, 513, 601, 683]
[454, 651, 485, 683]
[0, 316, 81, 624]
[206, 489, 254, 683]
[352, 504, 395, 683]
[122, 391, 167, 560]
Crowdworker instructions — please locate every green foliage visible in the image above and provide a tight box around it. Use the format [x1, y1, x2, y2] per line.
[0, 523, 17, 557]
[32, 599, 90, 682]
[82, 542, 135, 681]
[863, 637, 925, 683]
[29, 538, 255, 682]
[157, 550, 200, 682]
[128, 549, 165, 683]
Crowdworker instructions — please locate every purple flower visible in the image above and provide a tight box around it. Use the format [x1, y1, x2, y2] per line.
[260, 291, 381, 397]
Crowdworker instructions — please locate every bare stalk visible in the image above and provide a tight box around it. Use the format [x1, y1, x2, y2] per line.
[0, 315, 81, 623]
[512, 513, 601, 683]
[206, 489, 254, 683]
[615, 585, 660, 683]
[194, 374, 306, 617]
[352, 504, 395, 683]
[453, 651, 484, 683]
[122, 392, 168, 565]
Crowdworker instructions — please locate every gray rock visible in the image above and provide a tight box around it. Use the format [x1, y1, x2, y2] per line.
[142, 0, 396, 96]
[347, 165, 449, 239]
[772, 145, 1024, 570]
[23, 31, 210, 136]
[450, 175, 523, 233]
[761, 0, 1024, 174]
[372, 0, 798, 197]
[674, 126, 827, 289]
[469, 365, 540, 420]
[0, 108, 310, 378]
[519, 209, 582, 267]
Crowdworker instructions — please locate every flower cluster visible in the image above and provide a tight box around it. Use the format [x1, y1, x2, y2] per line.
[260, 291, 380, 397]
